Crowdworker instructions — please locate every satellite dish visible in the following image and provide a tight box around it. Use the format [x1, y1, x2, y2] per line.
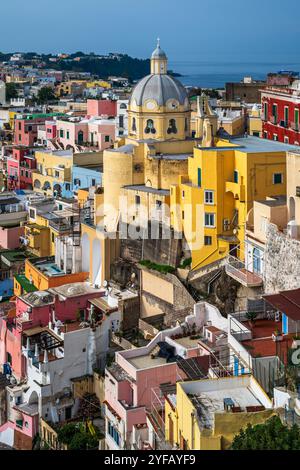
[103, 280, 108, 288]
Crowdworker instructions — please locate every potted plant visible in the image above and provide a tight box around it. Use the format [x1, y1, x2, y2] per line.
[246, 311, 258, 327]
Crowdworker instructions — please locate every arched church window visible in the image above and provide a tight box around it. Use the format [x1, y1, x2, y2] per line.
[145, 119, 156, 134]
[167, 119, 177, 134]
[132, 117, 137, 132]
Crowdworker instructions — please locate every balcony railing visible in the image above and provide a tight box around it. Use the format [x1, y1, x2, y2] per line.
[225, 255, 263, 288]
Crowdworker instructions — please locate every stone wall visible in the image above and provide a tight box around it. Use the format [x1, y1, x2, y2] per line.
[264, 223, 300, 293]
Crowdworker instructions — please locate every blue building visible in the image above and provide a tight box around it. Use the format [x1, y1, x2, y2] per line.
[72, 165, 102, 192]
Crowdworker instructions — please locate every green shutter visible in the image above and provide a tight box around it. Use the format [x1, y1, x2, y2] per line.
[197, 168, 201, 187]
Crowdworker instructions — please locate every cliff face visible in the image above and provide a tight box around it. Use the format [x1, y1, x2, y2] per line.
[264, 223, 300, 294]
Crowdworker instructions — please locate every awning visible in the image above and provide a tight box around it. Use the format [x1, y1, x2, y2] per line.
[263, 288, 300, 321]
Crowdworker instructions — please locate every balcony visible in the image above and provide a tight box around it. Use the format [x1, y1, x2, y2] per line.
[225, 182, 245, 201]
[225, 255, 263, 288]
[291, 122, 299, 132]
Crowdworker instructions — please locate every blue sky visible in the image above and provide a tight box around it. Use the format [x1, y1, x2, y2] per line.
[2, 0, 300, 61]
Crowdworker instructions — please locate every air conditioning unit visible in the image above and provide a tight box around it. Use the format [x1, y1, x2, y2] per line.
[223, 218, 230, 231]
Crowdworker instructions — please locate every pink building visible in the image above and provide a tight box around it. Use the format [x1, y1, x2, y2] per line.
[7, 146, 36, 190]
[55, 116, 115, 151]
[0, 283, 104, 380]
[0, 226, 24, 250]
[104, 307, 216, 450]
[87, 99, 117, 118]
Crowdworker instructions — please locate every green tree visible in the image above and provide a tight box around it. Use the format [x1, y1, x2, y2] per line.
[37, 86, 56, 104]
[231, 415, 300, 450]
[5, 82, 19, 101]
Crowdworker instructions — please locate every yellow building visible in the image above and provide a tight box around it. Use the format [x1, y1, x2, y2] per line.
[86, 80, 111, 89]
[165, 375, 276, 450]
[249, 104, 263, 137]
[170, 136, 292, 271]
[24, 223, 51, 257]
[32, 149, 72, 197]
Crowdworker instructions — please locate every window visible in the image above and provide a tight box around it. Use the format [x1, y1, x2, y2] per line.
[204, 236, 212, 245]
[204, 190, 214, 205]
[204, 213, 215, 227]
[108, 421, 120, 446]
[272, 104, 278, 124]
[132, 117, 137, 132]
[260, 216, 267, 233]
[66, 131, 70, 140]
[295, 109, 299, 130]
[273, 134, 278, 141]
[182, 210, 184, 220]
[60, 129, 64, 138]
[185, 118, 188, 132]
[119, 115, 124, 128]
[105, 135, 110, 143]
[91, 179, 96, 186]
[135, 195, 140, 206]
[74, 178, 81, 186]
[7, 352, 12, 365]
[145, 119, 156, 134]
[65, 183, 70, 191]
[197, 168, 202, 187]
[284, 136, 289, 144]
[273, 173, 283, 184]
[263, 102, 268, 120]
[29, 209, 35, 219]
[156, 200, 162, 210]
[55, 170, 59, 178]
[263, 131, 268, 139]
[284, 106, 289, 127]
[167, 119, 177, 134]
[52, 233, 55, 243]
[233, 170, 239, 184]
[182, 190, 185, 198]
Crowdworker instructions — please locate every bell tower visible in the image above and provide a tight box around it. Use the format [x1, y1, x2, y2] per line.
[151, 38, 168, 75]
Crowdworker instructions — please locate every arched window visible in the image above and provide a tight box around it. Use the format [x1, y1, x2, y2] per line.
[120, 103, 127, 109]
[132, 117, 137, 132]
[145, 119, 156, 134]
[167, 119, 177, 134]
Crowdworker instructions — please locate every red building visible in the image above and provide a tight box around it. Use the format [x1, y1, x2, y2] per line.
[262, 79, 300, 145]
[14, 113, 64, 146]
[7, 146, 36, 190]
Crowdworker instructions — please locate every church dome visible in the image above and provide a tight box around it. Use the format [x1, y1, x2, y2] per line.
[130, 74, 188, 107]
[151, 45, 167, 59]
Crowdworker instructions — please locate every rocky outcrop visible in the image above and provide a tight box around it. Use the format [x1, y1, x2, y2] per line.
[264, 223, 300, 293]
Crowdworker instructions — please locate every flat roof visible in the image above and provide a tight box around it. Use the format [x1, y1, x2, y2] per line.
[15, 274, 37, 293]
[189, 386, 262, 429]
[123, 185, 170, 196]
[198, 136, 300, 153]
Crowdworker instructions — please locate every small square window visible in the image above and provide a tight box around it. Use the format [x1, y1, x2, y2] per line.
[105, 135, 110, 143]
[273, 173, 283, 184]
[204, 190, 214, 205]
[234, 170, 239, 184]
[204, 213, 215, 227]
[204, 236, 212, 245]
